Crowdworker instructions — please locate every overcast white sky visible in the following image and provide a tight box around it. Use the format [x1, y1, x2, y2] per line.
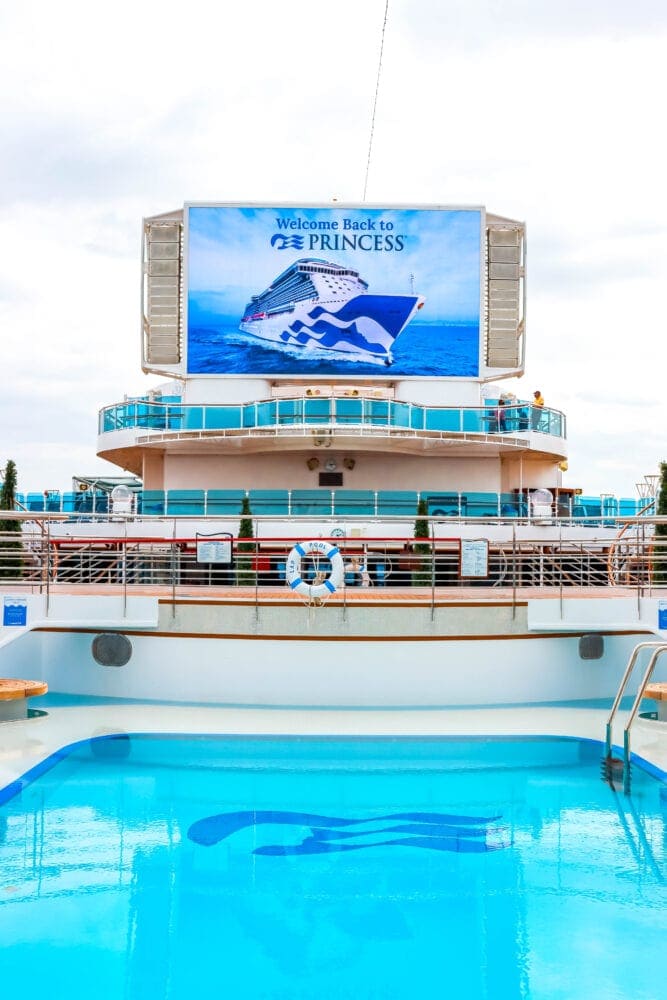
[1, 0, 666, 497]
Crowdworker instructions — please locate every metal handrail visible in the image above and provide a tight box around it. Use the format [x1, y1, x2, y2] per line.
[622, 645, 667, 776]
[604, 641, 666, 757]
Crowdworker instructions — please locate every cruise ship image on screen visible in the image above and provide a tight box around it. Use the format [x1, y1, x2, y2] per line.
[239, 258, 425, 367]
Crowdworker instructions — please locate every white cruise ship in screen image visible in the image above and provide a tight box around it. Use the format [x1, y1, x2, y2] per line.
[239, 257, 425, 367]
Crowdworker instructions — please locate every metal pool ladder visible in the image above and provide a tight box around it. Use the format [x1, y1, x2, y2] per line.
[604, 640, 667, 793]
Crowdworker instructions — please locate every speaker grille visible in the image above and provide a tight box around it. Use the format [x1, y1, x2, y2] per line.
[92, 633, 133, 667]
[579, 634, 604, 660]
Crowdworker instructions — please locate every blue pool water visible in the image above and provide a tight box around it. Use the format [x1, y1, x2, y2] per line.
[0, 736, 665, 1000]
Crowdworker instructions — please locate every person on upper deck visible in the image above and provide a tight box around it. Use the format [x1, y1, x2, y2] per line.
[532, 390, 544, 430]
[496, 399, 508, 432]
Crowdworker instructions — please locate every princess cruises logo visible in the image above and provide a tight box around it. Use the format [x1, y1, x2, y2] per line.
[270, 233, 305, 250]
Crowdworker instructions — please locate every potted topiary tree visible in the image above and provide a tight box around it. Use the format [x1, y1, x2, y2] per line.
[236, 495, 256, 586]
[0, 459, 23, 580]
[411, 497, 432, 587]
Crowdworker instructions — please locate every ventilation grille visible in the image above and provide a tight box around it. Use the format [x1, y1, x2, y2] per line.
[485, 225, 525, 370]
[142, 219, 183, 369]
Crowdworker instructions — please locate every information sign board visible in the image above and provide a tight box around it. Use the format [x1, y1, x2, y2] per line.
[459, 539, 489, 579]
[196, 535, 233, 565]
[3, 596, 27, 627]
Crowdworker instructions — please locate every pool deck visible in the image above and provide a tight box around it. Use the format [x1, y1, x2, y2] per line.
[0, 583, 664, 793]
[0, 583, 646, 602]
[1, 703, 665, 795]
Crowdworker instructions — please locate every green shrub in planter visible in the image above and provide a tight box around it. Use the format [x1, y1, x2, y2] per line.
[412, 498, 432, 587]
[0, 459, 23, 580]
[236, 496, 256, 586]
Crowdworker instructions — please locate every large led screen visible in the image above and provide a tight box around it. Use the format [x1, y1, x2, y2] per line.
[186, 205, 482, 377]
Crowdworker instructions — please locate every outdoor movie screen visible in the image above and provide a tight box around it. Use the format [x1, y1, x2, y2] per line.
[185, 204, 483, 378]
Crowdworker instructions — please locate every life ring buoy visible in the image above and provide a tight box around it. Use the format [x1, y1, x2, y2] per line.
[286, 540, 344, 601]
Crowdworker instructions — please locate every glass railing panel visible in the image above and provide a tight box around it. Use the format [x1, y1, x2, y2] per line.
[117, 404, 133, 430]
[204, 407, 241, 430]
[364, 400, 389, 425]
[499, 492, 526, 517]
[242, 404, 257, 429]
[166, 405, 184, 431]
[600, 496, 620, 526]
[544, 409, 562, 436]
[278, 400, 303, 425]
[248, 490, 290, 515]
[26, 493, 46, 512]
[619, 499, 641, 517]
[425, 492, 464, 517]
[505, 406, 531, 432]
[166, 491, 206, 516]
[424, 408, 460, 432]
[304, 399, 331, 424]
[390, 402, 411, 428]
[554, 496, 573, 518]
[408, 405, 424, 430]
[41, 494, 63, 512]
[335, 399, 363, 424]
[83, 493, 100, 515]
[139, 491, 165, 516]
[255, 401, 277, 427]
[466, 492, 500, 517]
[183, 407, 204, 430]
[61, 493, 78, 513]
[73, 492, 108, 514]
[100, 407, 114, 432]
[579, 497, 602, 517]
[291, 490, 334, 515]
[135, 403, 165, 429]
[205, 490, 245, 515]
[376, 491, 418, 515]
[478, 406, 498, 433]
[332, 490, 376, 516]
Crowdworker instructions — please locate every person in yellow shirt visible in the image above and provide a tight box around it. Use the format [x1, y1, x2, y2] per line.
[532, 390, 544, 429]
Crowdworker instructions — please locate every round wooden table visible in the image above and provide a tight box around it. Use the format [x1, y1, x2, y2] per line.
[645, 682, 667, 721]
[0, 679, 48, 722]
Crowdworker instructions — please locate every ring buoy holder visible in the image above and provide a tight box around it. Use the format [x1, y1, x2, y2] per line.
[286, 540, 345, 603]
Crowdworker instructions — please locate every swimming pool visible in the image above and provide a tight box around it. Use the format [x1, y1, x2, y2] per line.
[0, 735, 665, 1000]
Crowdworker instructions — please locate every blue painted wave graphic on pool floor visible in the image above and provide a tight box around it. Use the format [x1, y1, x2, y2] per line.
[188, 809, 508, 855]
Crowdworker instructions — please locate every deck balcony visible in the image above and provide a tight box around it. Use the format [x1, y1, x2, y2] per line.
[97, 395, 567, 465]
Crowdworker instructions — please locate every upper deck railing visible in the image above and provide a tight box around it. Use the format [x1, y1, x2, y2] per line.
[15, 489, 651, 521]
[98, 395, 567, 440]
[1, 520, 665, 599]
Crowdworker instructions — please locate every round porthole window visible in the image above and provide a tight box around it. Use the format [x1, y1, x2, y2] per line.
[92, 632, 132, 667]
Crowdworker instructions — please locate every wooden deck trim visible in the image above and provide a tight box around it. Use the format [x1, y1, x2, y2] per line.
[33, 626, 647, 643]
